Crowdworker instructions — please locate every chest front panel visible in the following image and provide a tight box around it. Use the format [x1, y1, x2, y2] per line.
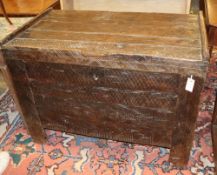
[6, 58, 203, 148]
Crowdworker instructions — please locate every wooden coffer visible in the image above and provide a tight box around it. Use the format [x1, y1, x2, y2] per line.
[0, 9, 209, 166]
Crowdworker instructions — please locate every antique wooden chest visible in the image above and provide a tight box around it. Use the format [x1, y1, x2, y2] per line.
[0, 9, 209, 166]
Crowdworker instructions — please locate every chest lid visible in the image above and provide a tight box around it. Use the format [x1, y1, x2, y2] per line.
[1, 9, 209, 78]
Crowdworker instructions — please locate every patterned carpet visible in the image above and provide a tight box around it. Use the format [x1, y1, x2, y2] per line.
[0, 52, 216, 175]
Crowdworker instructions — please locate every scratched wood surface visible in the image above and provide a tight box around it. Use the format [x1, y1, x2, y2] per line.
[0, 9, 209, 166]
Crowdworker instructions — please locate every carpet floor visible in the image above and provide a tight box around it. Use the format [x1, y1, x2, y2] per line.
[0, 53, 216, 175]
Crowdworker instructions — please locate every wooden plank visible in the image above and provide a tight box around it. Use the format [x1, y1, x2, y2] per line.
[35, 97, 175, 122]
[39, 105, 173, 148]
[41, 13, 198, 28]
[5, 38, 202, 61]
[18, 30, 201, 48]
[23, 62, 179, 92]
[37, 104, 174, 129]
[2, 48, 207, 78]
[52, 9, 196, 21]
[170, 76, 203, 166]
[2, 59, 46, 143]
[29, 83, 178, 110]
[29, 20, 200, 39]
[43, 120, 154, 146]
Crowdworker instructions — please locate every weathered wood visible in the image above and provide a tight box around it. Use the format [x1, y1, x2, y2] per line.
[32, 86, 177, 109]
[170, 76, 203, 166]
[0, 57, 46, 143]
[19, 30, 201, 48]
[38, 102, 174, 147]
[2, 48, 208, 78]
[1, 10, 208, 166]
[12, 62, 180, 92]
[3, 11, 205, 63]
[30, 20, 200, 37]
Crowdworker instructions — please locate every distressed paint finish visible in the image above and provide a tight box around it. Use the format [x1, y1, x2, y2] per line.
[0, 9, 209, 166]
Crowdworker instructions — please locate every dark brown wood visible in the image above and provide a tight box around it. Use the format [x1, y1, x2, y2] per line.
[0, 10, 209, 166]
[0, 53, 46, 143]
[170, 76, 203, 166]
[212, 93, 217, 175]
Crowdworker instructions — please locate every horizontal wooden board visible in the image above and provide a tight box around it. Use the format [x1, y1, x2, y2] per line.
[40, 17, 196, 29]
[38, 106, 174, 130]
[29, 20, 200, 39]
[19, 30, 201, 48]
[35, 95, 175, 122]
[5, 38, 202, 61]
[4, 48, 207, 78]
[42, 120, 154, 145]
[31, 84, 177, 110]
[48, 10, 197, 23]
[3, 10, 204, 63]
[41, 114, 173, 147]
[23, 62, 179, 92]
